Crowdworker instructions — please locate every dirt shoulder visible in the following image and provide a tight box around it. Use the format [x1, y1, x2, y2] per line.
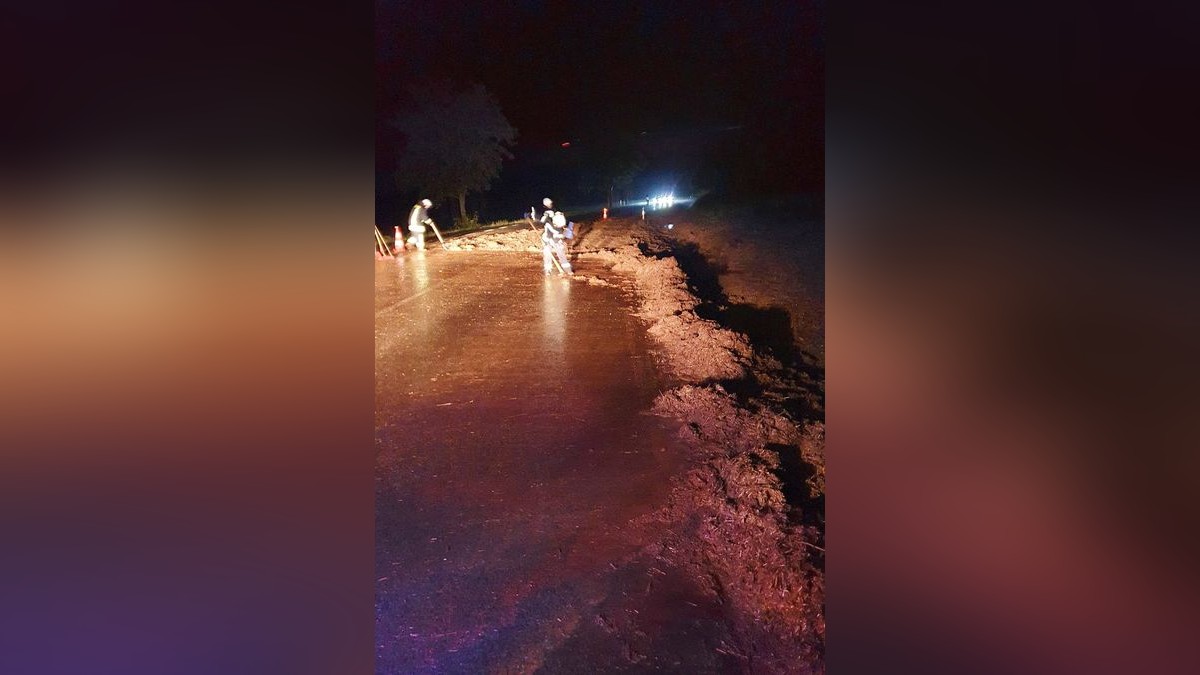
[445, 215, 826, 673]
[664, 207, 825, 366]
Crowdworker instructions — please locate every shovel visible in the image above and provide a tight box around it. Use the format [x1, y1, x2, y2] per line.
[428, 220, 446, 248]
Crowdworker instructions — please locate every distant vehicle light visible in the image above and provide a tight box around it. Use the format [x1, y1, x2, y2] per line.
[649, 194, 676, 209]
[561, 142, 571, 148]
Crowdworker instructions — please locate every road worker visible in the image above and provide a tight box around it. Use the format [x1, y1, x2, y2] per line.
[407, 198, 435, 251]
[542, 210, 573, 275]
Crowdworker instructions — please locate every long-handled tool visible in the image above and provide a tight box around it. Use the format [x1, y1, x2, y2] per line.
[427, 220, 446, 248]
[374, 226, 394, 258]
[528, 214, 564, 273]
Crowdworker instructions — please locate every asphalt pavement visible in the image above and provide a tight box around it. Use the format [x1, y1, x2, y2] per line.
[374, 249, 739, 673]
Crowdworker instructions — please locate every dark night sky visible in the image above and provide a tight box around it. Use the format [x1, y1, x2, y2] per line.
[376, 0, 823, 206]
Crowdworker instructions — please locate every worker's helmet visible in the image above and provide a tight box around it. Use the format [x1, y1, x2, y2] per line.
[420, 198, 432, 208]
[543, 198, 553, 207]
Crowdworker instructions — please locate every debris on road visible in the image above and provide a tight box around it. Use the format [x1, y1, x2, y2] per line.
[440, 227, 540, 252]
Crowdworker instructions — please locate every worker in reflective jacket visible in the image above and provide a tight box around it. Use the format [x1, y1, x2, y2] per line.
[407, 198, 434, 250]
[542, 211, 573, 275]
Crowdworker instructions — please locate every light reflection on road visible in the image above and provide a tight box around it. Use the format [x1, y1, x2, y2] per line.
[399, 250, 430, 292]
[376, 251, 435, 341]
[541, 275, 571, 355]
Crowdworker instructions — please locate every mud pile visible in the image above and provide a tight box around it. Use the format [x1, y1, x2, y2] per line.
[440, 225, 542, 252]
[585, 219, 825, 672]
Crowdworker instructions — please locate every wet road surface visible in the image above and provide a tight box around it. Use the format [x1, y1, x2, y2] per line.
[375, 249, 738, 673]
